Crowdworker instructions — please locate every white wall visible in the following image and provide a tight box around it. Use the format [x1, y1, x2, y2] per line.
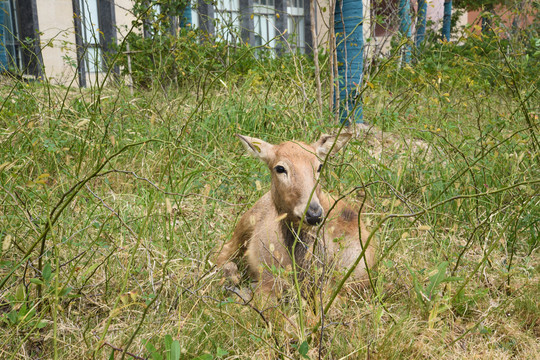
[115, 0, 138, 39]
[36, 0, 138, 86]
[36, 0, 78, 84]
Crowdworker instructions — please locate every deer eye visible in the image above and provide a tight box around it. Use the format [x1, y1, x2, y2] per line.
[275, 165, 287, 174]
[317, 164, 323, 173]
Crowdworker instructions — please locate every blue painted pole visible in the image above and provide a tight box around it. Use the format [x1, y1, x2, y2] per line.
[334, 0, 364, 124]
[415, 0, 427, 47]
[398, 0, 411, 63]
[441, 0, 452, 41]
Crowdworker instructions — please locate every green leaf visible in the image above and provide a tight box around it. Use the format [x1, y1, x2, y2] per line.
[145, 293, 156, 306]
[164, 334, 173, 351]
[7, 310, 18, 324]
[216, 346, 228, 358]
[15, 284, 25, 302]
[59, 287, 72, 297]
[30, 278, 44, 285]
[298, 340, 309, 359]
[18, 303, 28, 319]
[43, 263, 52, 282]
[145, 341, 162, 360]
[406, 264, 426, 306]
[249, 335, 261, 343]
[81, 263, 100, 279]
[426, 261, 448, 299]
[218, 297, 234, 307]
[170, 340, 180, 360]
[36, 320, 48, 329]
[478, 324, 492, 335]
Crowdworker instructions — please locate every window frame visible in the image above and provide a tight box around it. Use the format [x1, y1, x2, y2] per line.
[0, 0, 23, 72]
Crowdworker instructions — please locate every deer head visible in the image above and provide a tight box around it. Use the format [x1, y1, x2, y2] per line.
[237, 133, 352, 226]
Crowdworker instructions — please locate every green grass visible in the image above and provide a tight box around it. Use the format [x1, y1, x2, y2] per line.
[0, 38, 539, 359]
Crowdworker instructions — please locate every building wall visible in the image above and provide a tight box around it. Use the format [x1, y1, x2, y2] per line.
[467, 4, 536, 33]
[314, 0, 330, 47]
[315, 0, 470, 56]
[425, 0, 468, 38]
[115, 0, 136, 38]
[36, 0, 78, 84]
[425, 0, 443, 24]
[34, 0, 135, 86]
[366, 0, 468, 55]
[30, 0, 476, 87]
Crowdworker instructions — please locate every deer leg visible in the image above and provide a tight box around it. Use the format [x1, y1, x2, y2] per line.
[216, 211, 255, 283]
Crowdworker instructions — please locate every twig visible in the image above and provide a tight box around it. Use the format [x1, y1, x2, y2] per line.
[447, 282, 529, 348]
[100, 342, 146, 360]
[310, 0, 323, 117]
[121, 257, 172, 360]
[85, 184, 138, 239]
[0, 140, 158, 295]
[312, 177, 540, 334]
[1, 186, 39, 236]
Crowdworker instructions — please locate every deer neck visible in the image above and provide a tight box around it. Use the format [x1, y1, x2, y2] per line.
[282, 221, 316, 262]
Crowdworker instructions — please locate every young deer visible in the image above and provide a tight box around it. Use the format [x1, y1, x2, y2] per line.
[217, 134, 375, 295]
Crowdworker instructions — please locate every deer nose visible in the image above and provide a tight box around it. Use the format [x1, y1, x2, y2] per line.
[306, 203, 323, 225]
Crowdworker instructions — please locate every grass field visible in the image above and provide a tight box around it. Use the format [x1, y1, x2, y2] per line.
[0, 36, 539, 359]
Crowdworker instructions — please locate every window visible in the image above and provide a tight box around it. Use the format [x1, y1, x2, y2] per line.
[189, 1, 199, 29]
[253, 0, 276, 48]
[74, 0, 116, 86]
[215, 0, 240, 43]
[78, 0, 102, 73]
[287, 0, 305, 52]
[0, 0, 21, 72]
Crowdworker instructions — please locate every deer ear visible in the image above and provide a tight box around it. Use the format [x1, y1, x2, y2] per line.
[236, 134, 275, 164]
[313, 133, 352, 158]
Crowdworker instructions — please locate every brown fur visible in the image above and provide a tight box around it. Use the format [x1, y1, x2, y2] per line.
[216, 134, 376, 295]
